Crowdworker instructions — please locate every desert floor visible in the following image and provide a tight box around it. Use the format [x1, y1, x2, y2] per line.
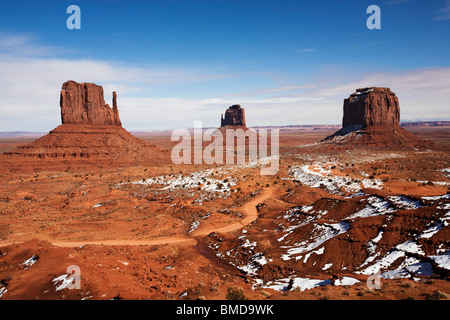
[0, 125, 449, 300]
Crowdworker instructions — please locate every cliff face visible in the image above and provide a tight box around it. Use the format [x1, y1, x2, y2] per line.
[60, 81, 122, 126]
[342, 87, 400, 128]
[220, 105, 246, 127]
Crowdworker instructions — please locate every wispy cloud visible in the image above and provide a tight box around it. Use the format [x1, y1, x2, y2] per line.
[0, 33, 73, 57]
[433, 0, 450, 20]
[296, 48, 317, 53]
[220, 85, 316, 98]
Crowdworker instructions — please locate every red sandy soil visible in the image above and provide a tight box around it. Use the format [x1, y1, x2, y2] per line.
[0, 124, 449, 300]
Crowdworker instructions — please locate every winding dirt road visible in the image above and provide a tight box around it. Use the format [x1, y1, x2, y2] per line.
[1, 188, 273, 248]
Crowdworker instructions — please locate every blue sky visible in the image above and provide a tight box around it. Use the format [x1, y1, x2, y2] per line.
[0, 0, 449, 131]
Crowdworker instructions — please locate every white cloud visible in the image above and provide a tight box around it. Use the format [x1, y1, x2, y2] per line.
[0, 34, 449, 131]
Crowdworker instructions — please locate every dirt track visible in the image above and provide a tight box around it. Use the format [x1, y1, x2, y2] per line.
[0, 188, 273, 248]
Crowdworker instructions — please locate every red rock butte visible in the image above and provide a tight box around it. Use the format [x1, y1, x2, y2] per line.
[343, 87, 400, 128]
[60, 80, 122, 126]
[220, 104, 247, 128]
[320, 87, 432, 151]
[1, 81, 168, 172]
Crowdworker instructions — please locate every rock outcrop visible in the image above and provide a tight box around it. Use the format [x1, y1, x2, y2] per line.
[220, 105, 246, 127]
[342, 87, 399, 129]
[60, 81, 122, 126]
[320, 87, 432, 151]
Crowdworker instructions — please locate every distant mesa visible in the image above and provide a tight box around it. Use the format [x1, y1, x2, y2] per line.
[220, 104, 247, 128]
[60, 80, 122, 126]
[2, 80, 167, 171]
[321, 87, 432, 150]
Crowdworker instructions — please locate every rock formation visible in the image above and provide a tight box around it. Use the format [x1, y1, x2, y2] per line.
[320, 87, 432, 151]
[60, 81, 122, 126]
[342, 87, 400, 129]
[2, 81, 167, 171]
[220, 105, 246, 127]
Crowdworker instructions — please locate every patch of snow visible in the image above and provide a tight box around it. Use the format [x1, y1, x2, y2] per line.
[322, 263, 333, 270]
[237, 253, 270, 276]
[21, 255, 38, 268]
[345, 190, 365, 199]
[437, 203, 450, 210]
[253, 277, 332, 292]
[303, 247, 325, 263]
[131, 168, 237, 197]
[396, 241, 425, 256]
[420, 221, 444, 239]
[347, 196, 395, 220]
[52, 274, 74, 291]
[372, 230, 383, 243]
[381, 258, 434, 279]
[421, 193, 450, 201]
[334, 277, 360, 286]
[0, 285, 7, 298]
[241, 239, 257, 248]
[188, 221, 200, 234]
[281, 222, 349, 260]
[388, 196, 423, 210]
[291, 278, 332, 291]
[289, 164, 384, 195]
[429, 251, 450, 271]
[441, 168, 450, 179]
[358, 250, 406, 275]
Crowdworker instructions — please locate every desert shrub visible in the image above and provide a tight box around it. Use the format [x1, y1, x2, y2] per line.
[226, 287, 247, 300]
[424, 291, 447, 300]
